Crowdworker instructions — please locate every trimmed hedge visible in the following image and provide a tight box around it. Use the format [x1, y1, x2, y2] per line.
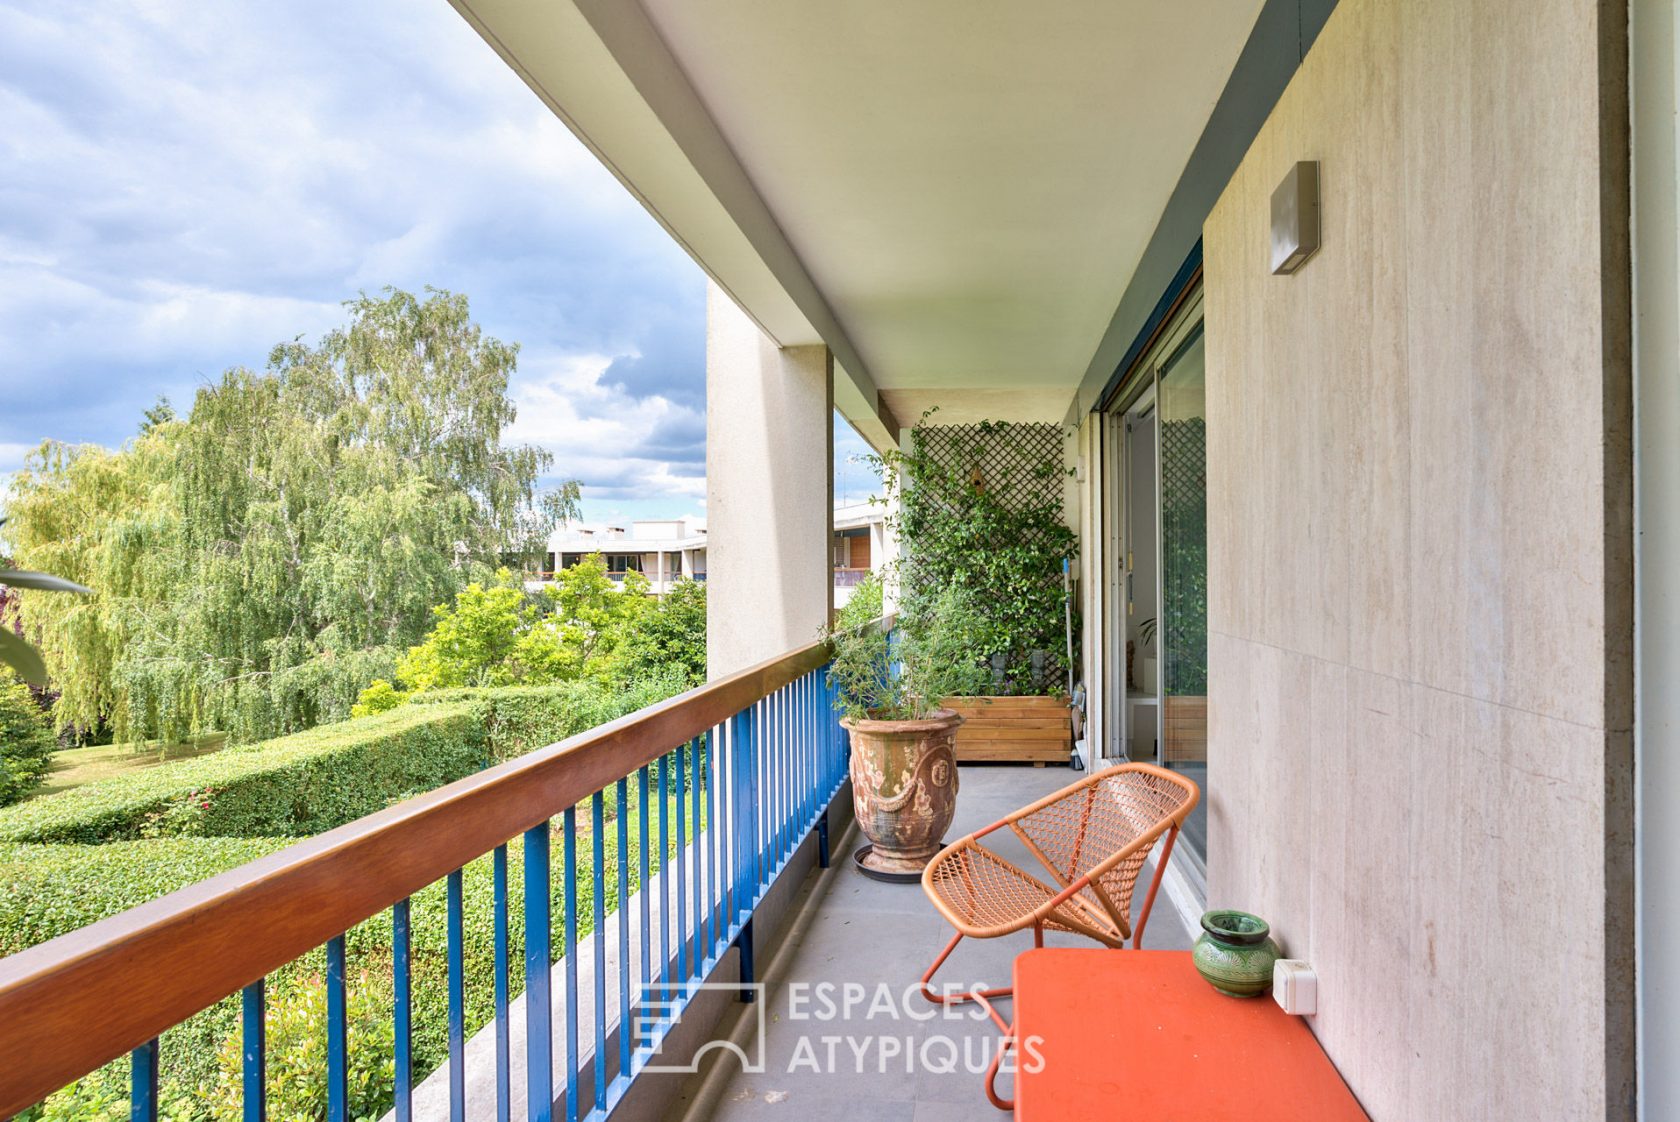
[6, 794, 697, 1122]
[413, 675, 688, 761]
[0, 704, 488, 844]
[0, 838, 293, 955]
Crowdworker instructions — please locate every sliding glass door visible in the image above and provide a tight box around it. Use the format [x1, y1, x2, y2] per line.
[1157, 325, 1207, 871]
[1109, 287, 1208, 891]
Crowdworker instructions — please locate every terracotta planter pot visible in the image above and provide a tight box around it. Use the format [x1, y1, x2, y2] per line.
[841, 709, 963, 878]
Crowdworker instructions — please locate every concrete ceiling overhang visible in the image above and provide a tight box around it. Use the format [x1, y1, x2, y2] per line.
[450, 0, 1264, 447]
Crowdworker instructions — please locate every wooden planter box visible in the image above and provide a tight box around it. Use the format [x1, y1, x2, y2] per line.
[1163, 694, 1208, 763]
[942, 695, 1072, 765]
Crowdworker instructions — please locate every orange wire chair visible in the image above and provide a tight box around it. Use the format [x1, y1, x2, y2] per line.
[921, 762, 1201, 969]
[918, 763, 1200, 1105]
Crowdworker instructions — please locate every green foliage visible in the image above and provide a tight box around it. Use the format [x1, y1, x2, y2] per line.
[833, 571, 884, 632]
[210, 975, 394, 1122]
[617, 577, 707, 688]
[348, 679, 407, 719]
[827, 585, 990, 722]
[394, 577, 533, 691]
[386, 558, 662, 699]
[882, 416, 1077, 695]
[0, 704, 488, 844]
[0, 567, 91, 687]
[537, 555, 653, 680]
[3, 288, 579, 746]
[0, 681, 56, 805]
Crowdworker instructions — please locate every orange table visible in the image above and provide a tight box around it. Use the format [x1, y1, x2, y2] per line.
[1010, 949, 1368, 1120]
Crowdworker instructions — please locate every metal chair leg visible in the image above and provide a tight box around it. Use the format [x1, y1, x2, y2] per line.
[919, 932, 1015, 1006]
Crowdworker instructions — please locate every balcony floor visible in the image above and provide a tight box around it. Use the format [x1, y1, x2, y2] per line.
[702, 763, 1195, 1121]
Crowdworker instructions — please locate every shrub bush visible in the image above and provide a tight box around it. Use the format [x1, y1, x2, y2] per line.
[209, 973, 394, 1122]
[0, 704, 487, 844]
[0, 682, 56, 806]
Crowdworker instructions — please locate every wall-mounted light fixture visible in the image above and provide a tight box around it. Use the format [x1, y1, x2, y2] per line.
[1270, 160, 1320, 275]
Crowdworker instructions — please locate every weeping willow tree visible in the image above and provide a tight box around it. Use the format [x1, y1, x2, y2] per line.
[4, 288, 578, 744]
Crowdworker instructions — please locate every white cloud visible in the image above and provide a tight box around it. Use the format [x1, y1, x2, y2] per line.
[0, 0, 709, 512]
[508, 352, 705, 509]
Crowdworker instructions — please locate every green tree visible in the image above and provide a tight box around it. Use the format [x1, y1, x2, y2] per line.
[395, 578, 530, 691]
[0, 681, 56, 806]
[4, 288, 578, 745]
[619, 577, 707, 688]
[383, 557, 656, 699]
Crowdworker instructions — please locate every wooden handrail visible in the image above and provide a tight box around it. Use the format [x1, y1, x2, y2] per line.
[0, 635, 833, 1118]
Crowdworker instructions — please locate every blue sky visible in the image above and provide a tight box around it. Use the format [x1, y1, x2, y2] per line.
[0, 0, 876, 521]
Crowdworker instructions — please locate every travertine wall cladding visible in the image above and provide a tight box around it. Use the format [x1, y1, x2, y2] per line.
[1202, 0, 1632, 1118]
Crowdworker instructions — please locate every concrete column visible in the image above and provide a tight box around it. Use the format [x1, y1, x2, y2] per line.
[705, 280, 833, 678]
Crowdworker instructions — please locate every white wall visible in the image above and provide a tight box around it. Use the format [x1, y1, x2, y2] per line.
[705, 281, 833, 677]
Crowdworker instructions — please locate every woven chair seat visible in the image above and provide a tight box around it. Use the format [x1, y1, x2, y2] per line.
[925, 840, 1121, 942]
[922, 765, 1200, 948]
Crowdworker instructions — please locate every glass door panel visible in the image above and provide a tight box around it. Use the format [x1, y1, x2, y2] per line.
[1157, 326, 1208, 868]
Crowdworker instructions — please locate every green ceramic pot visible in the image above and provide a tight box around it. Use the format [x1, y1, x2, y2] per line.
[1192, 910, 1281, 998]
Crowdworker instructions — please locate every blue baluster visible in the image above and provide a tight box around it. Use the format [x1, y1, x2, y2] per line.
[637, 766, 651, 1007]
[327, 935, 348, 1122]
[809, 672, 820, 820]
[769, 692, 779, 866]
[394, 899, 413, 1122]
[783, 686, 794, 860]
[705, 728, 719, 961]
[750, 701, 763, 904]
[130, 1038, 158, 1122]
[564, 806, 579, 1122]
[728, 706, 758, 921]
[616, 776, 631, 1082]
[674, 745, 688, 983]
[525, 824, 553, 1122]
[657, 755, 670, 1000]
[448, 869, 465, 1122]
[591, 791, 607, 1111]
[691, 731, 704, 970]
[242, 980, 265, 1122]
[494, 845, 510, 1122]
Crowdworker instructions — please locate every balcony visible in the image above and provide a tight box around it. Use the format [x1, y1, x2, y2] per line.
[0, 629, 1197, 1122]
[831, 567, 870, 589]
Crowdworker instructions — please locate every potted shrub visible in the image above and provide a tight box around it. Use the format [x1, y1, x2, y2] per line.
[829, 584, 988, 881]
[878, 416, 1079, 765]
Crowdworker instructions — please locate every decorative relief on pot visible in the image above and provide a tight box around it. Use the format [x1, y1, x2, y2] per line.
[842, 711, 962, 878]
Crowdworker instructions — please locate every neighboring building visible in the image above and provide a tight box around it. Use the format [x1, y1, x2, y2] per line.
[830, 501, 886, 608]
[535, 503, 887, 602]
[535, 517, 707, 596]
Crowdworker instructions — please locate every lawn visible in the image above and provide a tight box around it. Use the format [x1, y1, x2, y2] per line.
[29, 735, 227, 800]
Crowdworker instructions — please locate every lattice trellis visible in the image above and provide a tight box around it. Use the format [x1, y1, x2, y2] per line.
[910, 421, 1066, 543]
[1160, 416, 1208, 696]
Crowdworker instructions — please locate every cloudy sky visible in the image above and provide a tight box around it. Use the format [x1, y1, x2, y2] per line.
[0, 0, 876, 521]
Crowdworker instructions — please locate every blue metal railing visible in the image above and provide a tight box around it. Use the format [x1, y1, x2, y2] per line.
[0, 643, 849, 1122]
